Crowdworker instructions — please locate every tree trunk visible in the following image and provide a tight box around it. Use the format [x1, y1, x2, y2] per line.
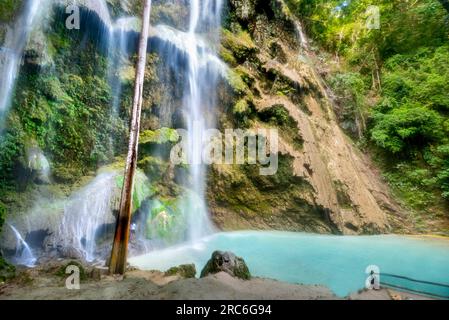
[109, 0, 152, 275]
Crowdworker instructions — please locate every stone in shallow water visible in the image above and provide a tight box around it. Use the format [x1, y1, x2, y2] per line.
[200, 250, 251, 280]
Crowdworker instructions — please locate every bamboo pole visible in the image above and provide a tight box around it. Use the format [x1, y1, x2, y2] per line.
[109, 0, 152, 275]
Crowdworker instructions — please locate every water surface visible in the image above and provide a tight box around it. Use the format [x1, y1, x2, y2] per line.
[130, 231, 449, 297]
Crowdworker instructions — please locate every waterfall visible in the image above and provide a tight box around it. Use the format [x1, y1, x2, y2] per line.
[107, 17, 138, 114]
[179, 0, 224, 241]
[57, 172, 118, 262]
[0, 0, 49, 125]
[103, 7, 141, 115]
[294, 21, 309, 50]
[7, 224, 36, 267]
[0, 0, 227, 264]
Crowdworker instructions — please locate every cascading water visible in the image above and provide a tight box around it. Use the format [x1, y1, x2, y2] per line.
[7, 224, 36, 267]
[57, 173, 119, 262]
[0, 0, 49, 125]
[182, 0, 224, 241]
[0, 0, 228, 266]
[142, 0, 225, 243]
[106, 15, 139, 114]
[294, 21, 308, 50]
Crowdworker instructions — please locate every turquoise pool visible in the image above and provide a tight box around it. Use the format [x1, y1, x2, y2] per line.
[129, 231, 449, 298]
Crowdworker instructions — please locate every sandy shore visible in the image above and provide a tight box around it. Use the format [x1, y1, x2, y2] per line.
[0, 263, 433, 300]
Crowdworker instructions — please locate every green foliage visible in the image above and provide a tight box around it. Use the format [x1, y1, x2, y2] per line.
[286, 0, 449, 210]
[0, 0, 22, 22]
[0, 256, 16, 282]
[258, 105, 303, 149]
[329, 72, 368, 137]
[382, 46, 449, 111]
[0, 11, 128, 187]
[384, 163, 439, 209]
[371, 103, 444, 153]
[259, 105, 291, 126]
[226, 69, 249, 95]
[145, 198, 186, 244]
[221, 29, 258, 64]
[370, 46, 449, 201]
[140, 128, 179, 145]
[165, 264, 196, 278]
[115, 171, 153, 211]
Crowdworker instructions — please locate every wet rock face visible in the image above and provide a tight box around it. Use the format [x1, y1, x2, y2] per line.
[200, 251, 251, 280]
[230, 0, 257, 21]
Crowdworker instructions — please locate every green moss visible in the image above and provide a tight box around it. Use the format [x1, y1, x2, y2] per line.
[232, 257, 251, 280]
[220, 46, 238, 66]
[226, 69, 249, 95]
[138, 156, 168, 180]
[258, 105, 303, 150]
[165, 264, 196, 278]
[140, 128, 179, 145]
[0, 256, 16, 282]
[233, 99, 249, 114]
[222, 29, 258, 63]
[0, 13, 127, 188]
[115, 170, 154, 211]
[144, 197, 189, 244]
[0, 0, 22, 22]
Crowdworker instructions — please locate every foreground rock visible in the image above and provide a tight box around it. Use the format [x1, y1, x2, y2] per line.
[200, 251, 251, 280]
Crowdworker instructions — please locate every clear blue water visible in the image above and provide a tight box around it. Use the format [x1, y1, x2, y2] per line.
[129, 231, 449, 298]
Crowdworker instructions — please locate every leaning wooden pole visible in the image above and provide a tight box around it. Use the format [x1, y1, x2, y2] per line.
[109, 0, 152, 275]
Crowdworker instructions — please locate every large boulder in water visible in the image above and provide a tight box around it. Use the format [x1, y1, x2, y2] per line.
[200, 251, 251, 280]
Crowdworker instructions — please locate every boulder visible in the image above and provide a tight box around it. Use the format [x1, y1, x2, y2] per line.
[200, 251, 251, 280]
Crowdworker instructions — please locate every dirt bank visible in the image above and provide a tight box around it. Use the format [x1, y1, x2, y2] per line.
[0, 264, 432, 300]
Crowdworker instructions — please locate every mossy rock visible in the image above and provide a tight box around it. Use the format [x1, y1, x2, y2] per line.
[52, 166, 83, 184]
[222, 29, 258, 64]
[226, 69, 249, 96]
[140, 128, 179, 145]
[229, 0, 257, 21]
[200, 251, 251, 280]
[0, 256, 16, 282]
[145, 198, 186, 243]
[138, 156, 168, 180]
[0, 0, 22, 22]
[165, 264, 196, 279]
[115, 170, 153, 211]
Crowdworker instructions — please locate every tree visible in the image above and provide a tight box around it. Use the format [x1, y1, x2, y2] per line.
[109, 0, 152, 275]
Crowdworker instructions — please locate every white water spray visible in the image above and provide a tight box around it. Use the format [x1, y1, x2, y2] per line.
[106, 17, 139, 114]
[0, 0, 49, 123]
[57, 172, 118, 261]
[7, 224, 36, 267]
[294, 20, 308, 50]
[181, 0, 224, 241]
